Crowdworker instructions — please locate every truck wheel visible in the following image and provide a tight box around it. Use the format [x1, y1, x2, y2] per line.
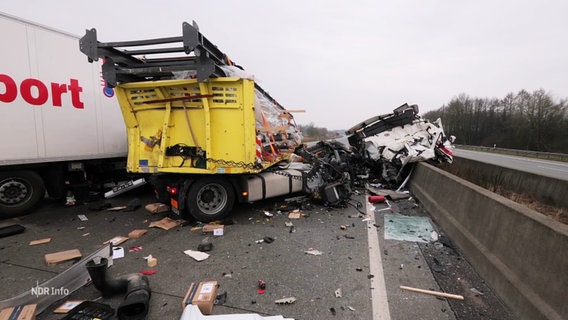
[0, 171, 45, 218]
[186, 177, 235, 222]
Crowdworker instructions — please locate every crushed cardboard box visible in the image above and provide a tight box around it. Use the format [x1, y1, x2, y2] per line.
[182, 281, 218, 315]
[103, 236, 129, 246]
[0, 304, 37, 320]
[145, 203, 170, 214]
[128, 229, 148, 239]
[149, 217, 182, 230]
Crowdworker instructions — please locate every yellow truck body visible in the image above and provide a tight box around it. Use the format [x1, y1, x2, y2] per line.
[115, 77, 291, 175]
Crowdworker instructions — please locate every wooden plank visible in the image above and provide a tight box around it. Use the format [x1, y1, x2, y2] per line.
[399, 285, 464, 300]
[45, 249, 82, 266]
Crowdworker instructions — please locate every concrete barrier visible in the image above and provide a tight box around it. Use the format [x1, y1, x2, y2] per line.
[441, 156, 568, 210]
[409, 162, 568, 320]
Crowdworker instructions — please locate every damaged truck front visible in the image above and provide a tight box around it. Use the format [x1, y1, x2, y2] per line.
[80, 22, 454, 222]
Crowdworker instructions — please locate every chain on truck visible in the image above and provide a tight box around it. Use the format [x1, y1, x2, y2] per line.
[80, 21, 354, 222]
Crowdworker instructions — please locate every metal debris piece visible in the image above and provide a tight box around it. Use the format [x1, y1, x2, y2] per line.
[305, 249, 323, 256]
[275, 297, 296, 305]
[334, 288, 342, 298]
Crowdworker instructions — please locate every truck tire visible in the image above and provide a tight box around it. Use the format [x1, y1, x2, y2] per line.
[186, 177, 235, 222]
[0, 171, 45, 218]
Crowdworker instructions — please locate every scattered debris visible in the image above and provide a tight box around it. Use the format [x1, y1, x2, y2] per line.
[128, 229, 148, 239]
[0, 244, 112, 315]
[147, 256, 158, 267]
[77, 214, 88, 221]
[139, 270, 157, 275]
[284, 221, 294, 227]
[263, 210, 274, 217]
[257, 280, 266, 294]
[107, 206, 128, 211]
[182, 281, 218, 315]
[112, 246, 125, 259]
[384, 214, 434, 243]
[330, 307, 337, 316]
[45, 249, 82, 265]
[334, 288, 342, 298]
[198, 237, 213, 252]
[430, 230, 439, 242]
[305, 248, 323, 256]
[275, 297, 296, 305]
[0, 303, 37, 319]
[53, 300, 84, 314]
[129, 246, 143, 252]
[145, 202, 170, 214]
[0, 224, 25, 238]
[288, 211, 301, 219]
[103, 236, 129, 246]
[184, 249, 210, 261]
[263, 236, 275, 243]
[470, 288, 484, 296]
[347, 306, 356, 311]
[368, 195, 385, 203]
[399, 285, 464, 300]
[29, 238, 52, 246]
[202, 224, 224, 236]
[149, 217, 182, 230]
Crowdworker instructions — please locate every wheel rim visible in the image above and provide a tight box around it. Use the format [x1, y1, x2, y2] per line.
[196, 183, 228, 215]
[0, 178, 30, 205]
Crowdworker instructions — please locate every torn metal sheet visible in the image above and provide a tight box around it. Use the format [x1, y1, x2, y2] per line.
[0, 244, 112, 314]
[384, 214, 434, 243]
[180, 304, 294, 320]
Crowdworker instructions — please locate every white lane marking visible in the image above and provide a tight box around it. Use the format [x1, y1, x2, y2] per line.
[367, 198, 391, 320]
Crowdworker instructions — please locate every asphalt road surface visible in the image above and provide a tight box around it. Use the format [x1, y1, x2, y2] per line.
[0, 185, 516, 319]
[453, 148, 568, 181]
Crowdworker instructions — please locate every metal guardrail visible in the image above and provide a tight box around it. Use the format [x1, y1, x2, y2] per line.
[456, 145, 568, 162]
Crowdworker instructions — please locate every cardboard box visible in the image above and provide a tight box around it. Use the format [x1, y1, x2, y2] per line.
[44, 249, 82, 265]
[202, 224, 224, 235]
[0, 304, 36, 320]
[145, 203, 170, 214]
[182, 281, 218, 314]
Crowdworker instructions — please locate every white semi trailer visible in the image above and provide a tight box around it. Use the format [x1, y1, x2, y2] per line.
[0, 12, 128, 217]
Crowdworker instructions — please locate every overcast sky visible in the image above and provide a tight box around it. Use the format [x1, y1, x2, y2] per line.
[2, 0, 567, 130]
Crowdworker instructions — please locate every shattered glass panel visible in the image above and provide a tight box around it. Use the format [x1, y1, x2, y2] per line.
[384, 213, 434, 243]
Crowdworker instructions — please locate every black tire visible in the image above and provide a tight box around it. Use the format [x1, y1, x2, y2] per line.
[186, 177, 235, 222]
[0, 170, 45, 218]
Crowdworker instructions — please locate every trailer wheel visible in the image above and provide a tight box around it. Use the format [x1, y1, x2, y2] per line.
[0, 171, 45, 218]
[186, 177, 235, 222]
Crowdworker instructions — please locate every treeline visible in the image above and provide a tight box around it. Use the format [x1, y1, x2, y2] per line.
[298, 123, 342, 141]
[423, 89, 568, 153]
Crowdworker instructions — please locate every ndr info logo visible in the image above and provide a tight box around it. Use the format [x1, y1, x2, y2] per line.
[31, 281, 69, 297]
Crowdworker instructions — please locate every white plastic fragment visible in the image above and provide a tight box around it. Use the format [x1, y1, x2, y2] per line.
[334, 288, 342, 298]
[430, 230, 439, 242]
[305, 249, 323, 256]
[347, 306, 356, 311]
[183, 249, 210, 261]
[275, 297, 297, 305]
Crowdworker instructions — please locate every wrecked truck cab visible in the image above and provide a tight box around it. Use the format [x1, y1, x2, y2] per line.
[346, 104, 454, 186]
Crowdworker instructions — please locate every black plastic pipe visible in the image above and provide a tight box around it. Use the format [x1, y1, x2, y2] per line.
[86, 257, 151, 320]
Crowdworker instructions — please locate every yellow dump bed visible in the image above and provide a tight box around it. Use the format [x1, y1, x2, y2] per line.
[115, 77, 300, 174]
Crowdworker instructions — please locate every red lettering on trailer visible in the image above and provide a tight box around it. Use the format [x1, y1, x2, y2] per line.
[20, 78, 49, 105]
[0, 74, 84, 109]
[0, 74, 17, 103]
